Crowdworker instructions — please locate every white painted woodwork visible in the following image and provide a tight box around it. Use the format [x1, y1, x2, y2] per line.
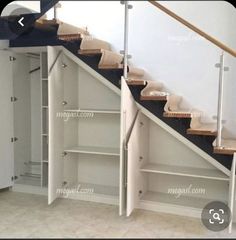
[48, 47, 64, 204]
[0, 51, 14, 189]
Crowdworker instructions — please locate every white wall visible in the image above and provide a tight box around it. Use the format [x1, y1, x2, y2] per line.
[16, 1, 236, 137]
[1, 1, 40, 16]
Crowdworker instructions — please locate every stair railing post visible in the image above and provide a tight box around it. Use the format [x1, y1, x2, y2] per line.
[53, 3, 61, 21]
[121, 1, 132, 80]
[216, 52, 225, 147]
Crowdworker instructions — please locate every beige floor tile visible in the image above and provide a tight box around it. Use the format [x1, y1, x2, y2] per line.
[0, 190, 236, 238]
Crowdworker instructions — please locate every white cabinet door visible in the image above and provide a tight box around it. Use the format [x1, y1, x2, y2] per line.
[48, 47, 64, 204]
[120, 77, 138, 215]
[0, 51, 14, 189]
[126, 111, 141, 216]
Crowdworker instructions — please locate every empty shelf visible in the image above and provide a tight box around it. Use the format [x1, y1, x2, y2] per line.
[140, 191, 224, 210]
[64, 109, 120, 114]
[20, 173, 41, 179]
[24, 161, 41, 166]
[73, 182, 118, 197]
[140, 163, 229, 181]
[65, 146, 120, 156]
[15, 177, 41, 187]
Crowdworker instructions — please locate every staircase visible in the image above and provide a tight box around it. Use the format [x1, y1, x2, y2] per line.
[6, 2, 236, 171]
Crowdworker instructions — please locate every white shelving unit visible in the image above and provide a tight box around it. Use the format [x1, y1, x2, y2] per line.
[140, 163, 229, 181]
[64, 109, 120, 114]
[65, 146, 120, 156]
[0, 47, 50, 191]
[48, 47, 121, 206]
[125, 101, 230, 218]
[2, 47, 234, 225]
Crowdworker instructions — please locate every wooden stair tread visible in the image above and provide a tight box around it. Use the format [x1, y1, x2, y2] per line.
[214, 147, 236, 155]
[163, 111, 192, 118]
[126, 79, 147, 86]
[98, 63, 123, 70]
[214, 139, 236, 155]
[37, 19, 58, 25]
[141, 95, 168, 101]
[187, 128, 217, 136]
[78, 49, 103, 55]
[59, 34, 82, 41]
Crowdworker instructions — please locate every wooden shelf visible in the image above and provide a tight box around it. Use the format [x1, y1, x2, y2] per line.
[42, 106, 48, 109]
[42, 78, 48, 81]
[65, 146, 120, 156]
[140, 163, 229, 181]
[64, 109, 120, 114]
[140, 191, 224, 210]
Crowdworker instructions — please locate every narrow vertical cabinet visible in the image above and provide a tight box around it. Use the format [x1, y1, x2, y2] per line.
[0, 50, 14, 189]
[48, 47, 121, 206]
[120, 77, 139, 215]
[40, 52, 49, 187]
[126, 110, 230, 218]
[0, 47, 48, 194]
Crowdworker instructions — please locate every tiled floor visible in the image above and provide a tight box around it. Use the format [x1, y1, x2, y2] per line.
[0, 190, 235, 238]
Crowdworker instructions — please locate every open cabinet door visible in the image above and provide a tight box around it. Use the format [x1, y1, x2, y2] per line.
[48, 46, 64, 204]
[0, 51, 14, 189]
[126, 111, 141, 216]
[120, 77, 138, 215]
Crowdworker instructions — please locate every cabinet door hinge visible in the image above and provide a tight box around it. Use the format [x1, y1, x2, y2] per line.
[62, 152, 67, 157]
[11, 176, 18, 181]
[11, 96, 18, 102]
[11, 137, 18, 142]
[9, 56, 16, 61]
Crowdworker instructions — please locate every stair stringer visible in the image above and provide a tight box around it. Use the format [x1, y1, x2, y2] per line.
[62, 45, 230, 177]
[136, 102, 230, 176]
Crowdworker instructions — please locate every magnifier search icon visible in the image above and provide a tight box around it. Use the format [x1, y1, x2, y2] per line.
[213, 212, 221, 221]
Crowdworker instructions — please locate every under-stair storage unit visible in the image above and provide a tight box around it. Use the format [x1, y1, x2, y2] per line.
[48, 47, 121, 206]
[13, 51, 42, 187]
[1, 45, 235, 225]
[0, 47, 49, 194]
[126, 110, 230, 218]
